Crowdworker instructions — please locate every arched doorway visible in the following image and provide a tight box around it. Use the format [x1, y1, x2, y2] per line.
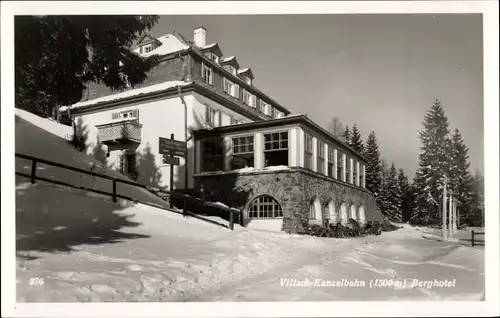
[309, 198, 322, 225]
[350, 205, 357, 221]
[340, 203, 348, 225]
[358, 206, 366, 225]
[327, 200, 336, 224]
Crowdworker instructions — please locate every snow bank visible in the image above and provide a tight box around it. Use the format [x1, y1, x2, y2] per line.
[15, 108, 72, 140]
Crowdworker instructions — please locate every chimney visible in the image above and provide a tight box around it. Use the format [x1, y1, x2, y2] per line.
[193, 26, 206, 47]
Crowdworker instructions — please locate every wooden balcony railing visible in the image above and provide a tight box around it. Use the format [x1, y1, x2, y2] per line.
[96, 120, 142, 145]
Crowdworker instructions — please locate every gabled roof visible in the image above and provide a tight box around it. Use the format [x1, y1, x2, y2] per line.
[199, 43, 223, 57]
[237, 68, 254, 79]
[134, 33, 162, 48]
[220, 56, 240, 69]
[140, 34, 190, 57]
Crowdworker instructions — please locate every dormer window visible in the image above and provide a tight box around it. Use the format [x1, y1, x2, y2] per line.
[245, 76, 252, 85]
[212, 54, 220, 64]
[144, 45, 152, 53]
[260, 100, 271, 116]
[224, 65, 237, 75]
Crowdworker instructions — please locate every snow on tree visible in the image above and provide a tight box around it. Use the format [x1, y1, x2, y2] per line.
[378, 162, 402, 221]
[364, 131, 383, 206]
[469, 170, 484, 226]
[350, 124, 364, 154]
[448, 128, 475, 224]
[411, 99, 453, 225]
[15, 15, 160, 118]
[397, 168, 414, 223]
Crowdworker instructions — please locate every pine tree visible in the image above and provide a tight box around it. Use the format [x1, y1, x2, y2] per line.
[350, 124, 364, 154]
[397, 168, 414, 223]
[343, 126, 351, 146]
[364, 131, 383, 206]
[449, 128, 475, 223]
[15, 15, 160, 117]
[411, 99, 453, 225]
[378, 162, 402, 221]
[469, 170, 484, 226]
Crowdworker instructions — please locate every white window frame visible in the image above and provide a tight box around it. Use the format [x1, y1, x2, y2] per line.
[317, 140, 325, 174]
[223, 78, 239, 98]
[205, 105, 221, 127]
[245, 77, 252, 85]
[201, 63, 213, 85]
[212, 54, 220, 64]
[304, 134, 313, 170]
[229, 65, 237, 75]
[248, 195, 284, 219]
[143, 44, 152, 53]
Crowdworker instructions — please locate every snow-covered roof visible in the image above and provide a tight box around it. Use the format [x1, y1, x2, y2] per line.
[201, 43, 217, 50]
[61, 80, 191, 111]
[140, 34, 190, 57]
[237, 68, 250, 74]
[220, 56, 235, 63]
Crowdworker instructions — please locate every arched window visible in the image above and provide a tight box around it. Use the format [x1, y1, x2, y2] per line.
[248, 195, 283, 218]
[358, 206, 366, 225]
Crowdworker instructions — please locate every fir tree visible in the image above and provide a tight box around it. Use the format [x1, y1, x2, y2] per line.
[397, 168, 414, 223]
[350, 124, 364, 154]
[343, 126, 351, 146]
[15, 15, 160, 117]
[469, 170, 484, 226]
[364, 131, 383, 205]
[411, 99, 452, 225]
[449, 128, 475, 223]
[379, 162, 402, 221]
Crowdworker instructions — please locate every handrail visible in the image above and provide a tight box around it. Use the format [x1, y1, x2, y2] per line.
[15, 152, 243, 230]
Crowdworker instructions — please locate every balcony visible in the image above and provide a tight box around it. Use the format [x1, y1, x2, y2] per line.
[96, 119, 142, 146]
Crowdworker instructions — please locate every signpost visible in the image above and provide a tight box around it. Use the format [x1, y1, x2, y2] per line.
[159, 134, 187, 208]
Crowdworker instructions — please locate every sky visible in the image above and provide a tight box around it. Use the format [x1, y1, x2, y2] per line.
[150, 14, 483, 178]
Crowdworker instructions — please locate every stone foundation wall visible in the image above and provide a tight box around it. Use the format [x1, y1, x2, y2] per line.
[194, 168, 385, 233]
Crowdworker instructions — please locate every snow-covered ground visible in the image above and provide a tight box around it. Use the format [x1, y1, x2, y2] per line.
[15, 111, 485, 302]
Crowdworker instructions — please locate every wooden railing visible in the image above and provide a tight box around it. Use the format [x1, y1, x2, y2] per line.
[15, 153, 243, 230]
[471, 230, 485, 247]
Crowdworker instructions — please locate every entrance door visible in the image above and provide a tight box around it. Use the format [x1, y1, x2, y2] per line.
[122, 152, 137, 180]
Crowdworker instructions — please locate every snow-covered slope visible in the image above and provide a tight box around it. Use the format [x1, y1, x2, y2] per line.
[15, 111, 485, 302]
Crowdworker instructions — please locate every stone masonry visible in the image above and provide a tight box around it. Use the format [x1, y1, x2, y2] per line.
[193, 167, 385, 233]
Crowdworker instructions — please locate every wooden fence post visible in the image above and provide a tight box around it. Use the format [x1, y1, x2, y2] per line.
[112, 178, 117, 203]
[471, 230, 475, 247]
[229, 209, 234, 230]
[239, 210, 244, 226]
[183, 195, 187, 217]
[31, 160, 37, 184]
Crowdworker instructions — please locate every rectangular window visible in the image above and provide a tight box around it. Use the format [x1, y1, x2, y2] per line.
[229, 65, 237, 75]
[337, 152, 344, 179]
[243, 90, 256, 108]
[223, 78, 239, 98]
[304, 134, 313, 170]
[353, 162, 358, 185]
[202, 138, 224, 172]
[231, 135, 254, 170]
[143, 45, 152, 53]
[245, 77, 252, 85]
[328, 147, 335, 177]
[264, 131, 289, 167]
[317, 140, 325, 174]
[260, 100, 272, 116]
[114, 109, 139, 121]
[201, 63, 213, 85]
[205, 105, 220, 127]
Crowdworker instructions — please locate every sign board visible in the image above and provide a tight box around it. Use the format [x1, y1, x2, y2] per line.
[159, 137, 187, 157]
[163, 156, 180, 166]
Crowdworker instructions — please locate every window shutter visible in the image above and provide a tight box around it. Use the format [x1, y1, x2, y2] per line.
[205, 104, 210, 124]
[112, 112, 119, 120]
[218, 111, 222, 127]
